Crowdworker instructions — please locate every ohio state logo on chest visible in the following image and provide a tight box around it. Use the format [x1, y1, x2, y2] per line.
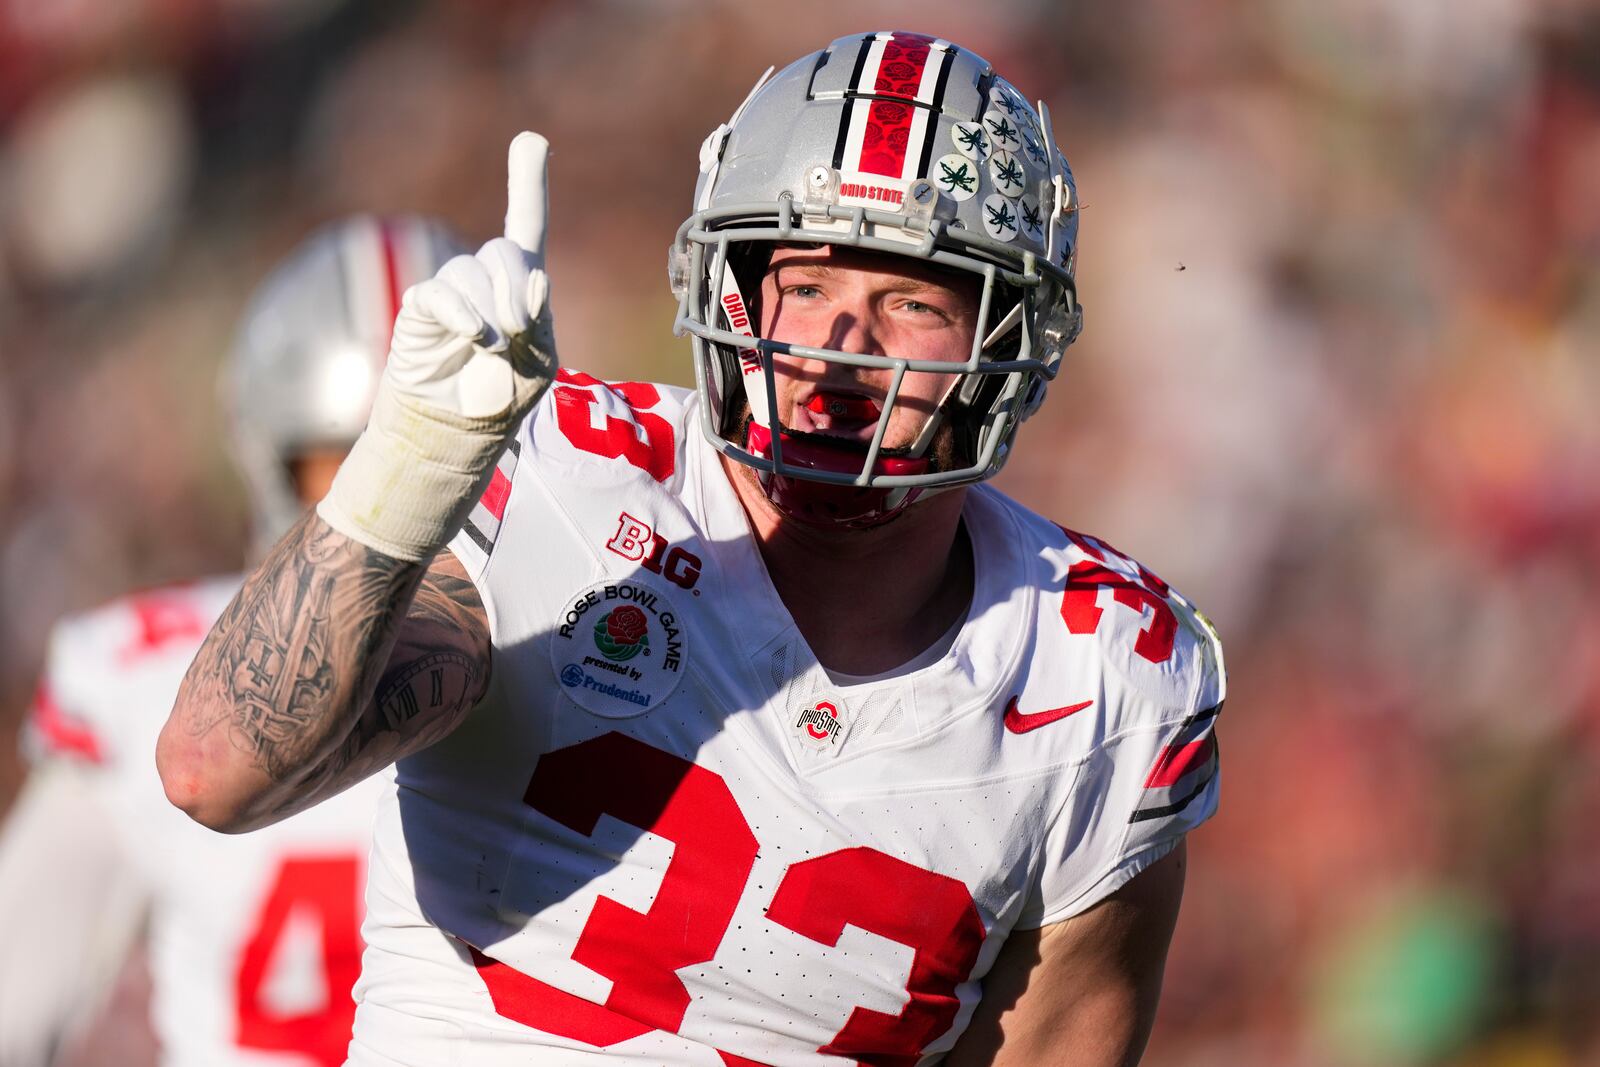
[606, 511, 702, 590]
[794, 696, 850, 750]
[796, 700, 841, 743]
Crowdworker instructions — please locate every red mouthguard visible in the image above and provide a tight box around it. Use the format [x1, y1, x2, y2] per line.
[806, 393, 881, 421]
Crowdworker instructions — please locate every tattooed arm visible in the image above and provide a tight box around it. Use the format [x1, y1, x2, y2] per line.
[157, 512, 490, 833]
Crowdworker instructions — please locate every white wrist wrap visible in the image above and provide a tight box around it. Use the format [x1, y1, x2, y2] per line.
[316, 385, 532, 562]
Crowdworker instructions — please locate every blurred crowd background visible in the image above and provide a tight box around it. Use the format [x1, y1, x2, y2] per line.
[1, 0, 1597, 1064]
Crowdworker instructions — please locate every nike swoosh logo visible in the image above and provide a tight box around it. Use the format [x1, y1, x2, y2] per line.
[1003, 695, 1094, 734]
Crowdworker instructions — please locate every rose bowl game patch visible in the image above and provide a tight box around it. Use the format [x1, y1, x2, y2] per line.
[551, 578, 688, 719]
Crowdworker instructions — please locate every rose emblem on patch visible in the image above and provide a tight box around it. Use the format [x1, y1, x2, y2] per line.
[593, 605, 649, 662]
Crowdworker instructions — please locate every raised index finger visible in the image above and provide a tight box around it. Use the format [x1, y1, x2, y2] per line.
[503, 131, 549, 265]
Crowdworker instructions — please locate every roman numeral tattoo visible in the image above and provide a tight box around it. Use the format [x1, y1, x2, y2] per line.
[181, 512, 489, 800]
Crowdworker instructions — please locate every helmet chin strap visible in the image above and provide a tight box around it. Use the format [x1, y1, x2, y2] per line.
[745, 421, 929, 528]
[717, 258, 772, 432]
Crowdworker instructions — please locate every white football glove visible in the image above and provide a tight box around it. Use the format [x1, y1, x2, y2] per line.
[318, 133, 560, 561]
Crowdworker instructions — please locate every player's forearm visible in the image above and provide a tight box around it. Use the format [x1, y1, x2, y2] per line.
[158, 511, 426, 832]
[949, 846, 1186, 1067]
[969, 983, 1161, 1067]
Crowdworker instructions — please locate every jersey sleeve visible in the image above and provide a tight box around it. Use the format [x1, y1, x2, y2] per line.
[447, 370, 690, 587]
[447, 429, 526, 584]
[1016, 570, 1226, 929]
[0, 762, 149, 1067]
[22, 678, 105, 768]
[22, 581, 232, 773]
[22, 620, 115, 769]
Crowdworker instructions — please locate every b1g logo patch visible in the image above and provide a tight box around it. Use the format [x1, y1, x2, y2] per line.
[794, 695, 849, 750]
[553, 579, 687, 719]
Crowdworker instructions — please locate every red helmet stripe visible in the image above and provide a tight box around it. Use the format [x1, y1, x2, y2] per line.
[837, 34, 953, 180]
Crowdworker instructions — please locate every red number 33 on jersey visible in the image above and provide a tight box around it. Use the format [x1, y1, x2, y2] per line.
[1058, 527, 1179, 664]
[472, 733, 984, 1065]
[552, 370, 676, 482]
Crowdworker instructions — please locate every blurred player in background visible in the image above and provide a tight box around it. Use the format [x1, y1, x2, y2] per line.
[161, 32, 1224, 1066]
[0, 215, 465, 1067]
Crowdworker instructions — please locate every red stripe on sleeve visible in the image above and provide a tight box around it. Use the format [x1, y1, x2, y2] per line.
[1145, 735, 1214, 789]
[480, 467, 513, 521]
[378, 220, 404, 352]
[29, 681, 104, 764]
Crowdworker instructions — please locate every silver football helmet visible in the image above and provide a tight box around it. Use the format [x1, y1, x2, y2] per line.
[671, 31, 1082, 526]
[224, 215, 467, 550]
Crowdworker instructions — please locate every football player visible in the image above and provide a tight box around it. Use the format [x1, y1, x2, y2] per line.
[0, 216, 465, 1067]
[160, 33, 1224, 1066]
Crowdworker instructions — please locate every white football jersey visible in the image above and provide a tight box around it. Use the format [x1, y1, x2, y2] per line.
[352, 371, 1224, 1067]
[21, 576, 390, 1067]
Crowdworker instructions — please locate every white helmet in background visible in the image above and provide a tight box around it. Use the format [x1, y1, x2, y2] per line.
[673, 31, 1083, 527]
[224, 215, 466, 550]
